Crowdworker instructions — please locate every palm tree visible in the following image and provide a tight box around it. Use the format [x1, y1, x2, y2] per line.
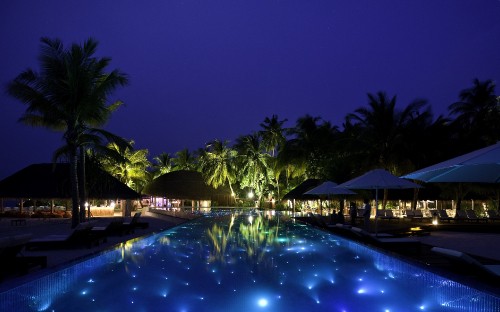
[7, 37, 128, 227]
[346, 92, 431, 208]
[199, 139, 237, 196]
[100, 141, 151, 193]
[172, 148, 197, 171]
[448, 79, 500, 151]
[259, 115, 288, 157]
[234, 133, 271, 206]
[151, 152, 173, 179]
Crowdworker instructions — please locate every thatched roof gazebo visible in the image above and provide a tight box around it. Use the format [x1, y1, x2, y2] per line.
[0, 163, 140, 212]
[143, 170, 232, 207]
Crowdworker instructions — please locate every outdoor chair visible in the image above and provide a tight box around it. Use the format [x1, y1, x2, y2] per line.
[404, 209, 414, 219]
[121, 212, 149, 234]
[380, 209, 398, 221]
[349, 227, 421, 254]
[431, 247, 500, 278]
[437, 210, 453, 223]
[26, 222, 99, 250]
[454, 209, 469, 221]
[0, 234, 47, 278]
[487, 209, 500, 221]
[465, 209, 488, 222]
[90, 219, 125, 239]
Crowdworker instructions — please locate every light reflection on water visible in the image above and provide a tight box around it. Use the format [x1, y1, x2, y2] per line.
[1, 211, 499, 311]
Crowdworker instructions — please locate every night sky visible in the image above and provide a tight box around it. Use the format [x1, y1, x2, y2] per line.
[1, 0, 500, 180]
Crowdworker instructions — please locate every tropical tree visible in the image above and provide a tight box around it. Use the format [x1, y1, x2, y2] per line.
[282, 115, 338, 179]
[259, 114, 288, 156]
[448, 79, 500, 152]
[345, 92, 432, 208]
[172, 148, 197, 171]
[199, 139, 237, 195]
[7, 37, 128, 227]
[151, 152, 173, 179]
[100, 141, 151, 193]
[234, 133, 271, 206]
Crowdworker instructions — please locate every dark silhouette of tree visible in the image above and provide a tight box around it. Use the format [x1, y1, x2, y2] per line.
[7, 37, 128, 227]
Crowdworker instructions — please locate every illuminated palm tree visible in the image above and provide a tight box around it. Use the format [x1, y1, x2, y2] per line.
[199, 139, 237, 195]
[152, 152, 173, 179]
[7, 37, 128, 227]
[100, 141, 151, 193]
[172, 148, 197, 171]
[234, 134, 271, 206]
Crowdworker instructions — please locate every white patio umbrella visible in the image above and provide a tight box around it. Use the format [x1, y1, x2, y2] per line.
[304, 181, 356, 196]
[337, 169, 421, 234]
[401, 142, 500, 183]
[304, 181, 356, 215]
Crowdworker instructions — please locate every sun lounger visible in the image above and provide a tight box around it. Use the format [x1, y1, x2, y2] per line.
[0, 234, 47, 278]
[26, 222, 98, 250]
[380, 209, 398, 221]
[437, 210, 453, 223]
[349, 227, 421, 253]
[465, 209, 488, 222]
[431, 247, 500, 278]
[487, 209, 500, 221]
[121, 212, 149, 234]
[91, 220, 126, 237]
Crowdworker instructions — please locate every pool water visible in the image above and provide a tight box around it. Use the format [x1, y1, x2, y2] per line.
[1, 212, 499, 311]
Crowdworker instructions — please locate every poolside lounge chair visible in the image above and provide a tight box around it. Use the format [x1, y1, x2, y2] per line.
[349, 227, 421, 254]
[431, 247, 500, 278]
[437, 210, 453, 223]
[380, 209, 398, 221]
[465, 209, 488, 222]
[26, 222, 99, 250]
[0, 234, 47, 278]
[487, 209, 500, 221]
[121, 212, 149, 234]
[454, 210, 469, 222]
[90, 219, 125, 239]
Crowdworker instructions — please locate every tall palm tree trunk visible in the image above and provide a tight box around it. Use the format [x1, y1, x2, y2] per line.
[78, 147, 87, 221]
[69, 147, 80, 228]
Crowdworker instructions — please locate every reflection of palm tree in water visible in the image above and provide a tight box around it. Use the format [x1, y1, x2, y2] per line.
[238, 215, 277, 267]
[207, 214, 235, 263]
[206, 214, 279, 268]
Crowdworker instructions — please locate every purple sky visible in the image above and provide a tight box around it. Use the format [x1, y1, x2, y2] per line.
[1, 0, 500, 179]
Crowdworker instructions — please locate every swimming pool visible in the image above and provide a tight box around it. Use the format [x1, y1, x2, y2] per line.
[1, 212, 499, 311]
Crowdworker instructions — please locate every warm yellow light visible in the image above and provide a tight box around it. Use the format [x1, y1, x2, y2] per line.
[248, 191, 254, 199]
[432, 220, 438, 225]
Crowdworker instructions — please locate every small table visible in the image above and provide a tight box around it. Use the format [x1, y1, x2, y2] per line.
[11, 219, 27, 226]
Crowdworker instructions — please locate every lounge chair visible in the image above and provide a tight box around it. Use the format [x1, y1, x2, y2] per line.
[380, 209, 398, 221]
[487, 209, 500, 221]
[121, 212, 149, 234]
[454, 210, 469, 222]
[405, 209, 415, 219]
[349, 227, 421, 254]
[431, 247, 500, 278]
[0, 234, 47, 278]
[465, 209, 488, 222]
[90, 220, 125, 239]
[26, 222, 99, 250]
[437, 210, 453, 223]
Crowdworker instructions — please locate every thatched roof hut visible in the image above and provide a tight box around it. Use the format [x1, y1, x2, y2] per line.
[143, 170, 231, 204]
[0, 163, 139, 200]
